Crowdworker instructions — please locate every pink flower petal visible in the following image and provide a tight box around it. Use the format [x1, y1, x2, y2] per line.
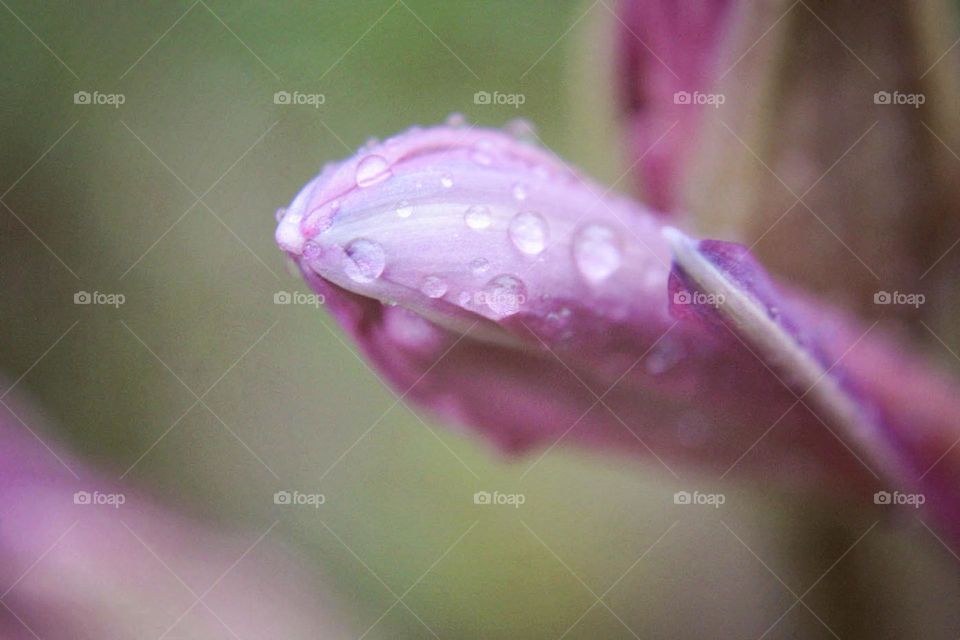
[277, 122, 942, 493]
[0, 390, 346, 639]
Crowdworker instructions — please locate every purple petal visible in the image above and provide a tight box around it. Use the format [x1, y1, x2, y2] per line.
[665, 229, 960, 543]
[276, 122, 897, 485]
[277, 121, 960, 546]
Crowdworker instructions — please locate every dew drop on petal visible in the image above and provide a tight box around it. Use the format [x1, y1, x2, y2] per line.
[469, 257, 490, 275]
[470, 140, 495, 166]
[441, 174, 454, 189]
[471, 150, 493, 166]
[458, 291, 471, 305]
[343, 239, 386, 283]
[396, 200, 413, 218]
[445, 113, 466, 127]
[509, 211, 548, 255]
[505, 118, 536, 141]
[482, 274, 527, 317]
[645, 338, 684, 375]
[355, 155, 392, 188]
[303, 241, 322, 260]
[512, 182, 528, 201]
[385, 307, 439, 349]
[464, 205, 492, 230]
[274, 207, 287, 222]
[573, 223, 622, 283]
[420, 275, 448, 299]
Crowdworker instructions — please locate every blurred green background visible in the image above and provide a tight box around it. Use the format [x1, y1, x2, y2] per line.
[2, 1, 958, 638]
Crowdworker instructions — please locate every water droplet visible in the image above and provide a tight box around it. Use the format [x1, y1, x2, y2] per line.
[573, 224, 622, 283]
[512, 183, 527, 201]
[441, 174, 454, 189]
[343, 239, 386, 283]
[355, 155, 391, 188]
[445, 113, 466, 127]
[386, 307, 438, 348]
[458, 291, 471, 305]
[645, 338, 684, 375]
[274, 207, 287, 222]
[464, 205, 492, 230]
[469, 257, 490, 275]
[509, 211, 548, 255]
[471, 150, 493, 166]
[505, 118, 536, 140]
[482, 274, 527, 317]
[303, 241, 322, 260]
[470, 140, 495, 166]
[420, 275, 448, 299]
[395, 200, 413, 218]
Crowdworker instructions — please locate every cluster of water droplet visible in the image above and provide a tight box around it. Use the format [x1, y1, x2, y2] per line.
[323, 123, 629, 321]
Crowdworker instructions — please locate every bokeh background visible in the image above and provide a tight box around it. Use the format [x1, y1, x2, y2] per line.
[2, 1, 959, 638]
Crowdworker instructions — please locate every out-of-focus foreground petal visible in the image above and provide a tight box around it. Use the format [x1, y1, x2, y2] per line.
[0, 390, 346, 639]
[275, 121, 960, 536]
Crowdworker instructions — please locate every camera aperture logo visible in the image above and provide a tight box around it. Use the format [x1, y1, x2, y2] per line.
[473, 490, 525, 508]
[273, 490, 325, 509]
[473, 90, 526, 109]
[73, 490, 126, 508]
[273, 90, 326, 108]
[673, 290, 725, 308]
[673, 91, 725, 108]
[74, 291, 125, 308]
[873, 91, 925, 109]
[274, 290, 325, 308]
[74, 90, 125, 108]
[873, 290, 924, 308]
[673, 490, 725, 508]
[873, 490, 925, 508]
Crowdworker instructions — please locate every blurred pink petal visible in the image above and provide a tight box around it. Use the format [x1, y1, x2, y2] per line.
[616, 0, 736, 212]
[0, 390, 346, 640]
